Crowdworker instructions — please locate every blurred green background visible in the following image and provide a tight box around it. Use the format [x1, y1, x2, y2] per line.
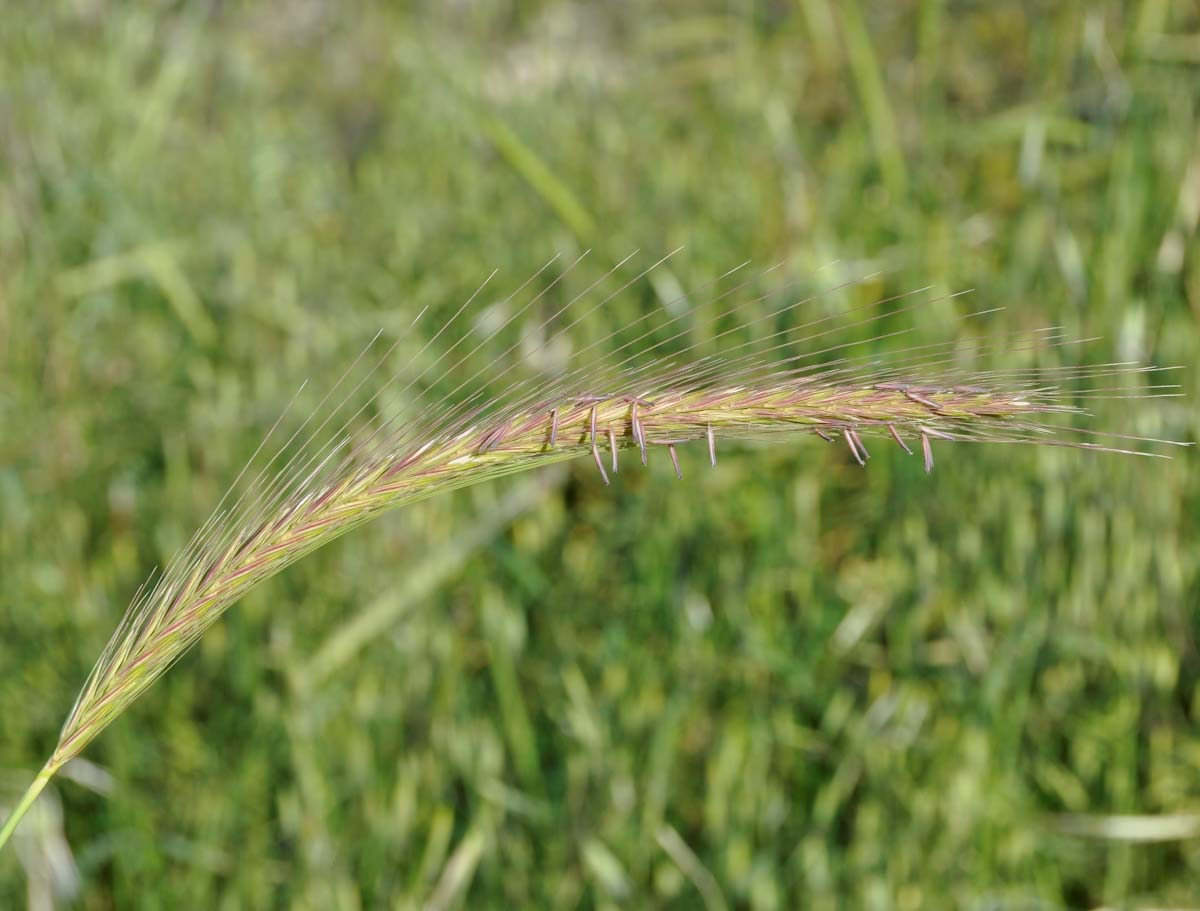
[2, 1, 1199, 908]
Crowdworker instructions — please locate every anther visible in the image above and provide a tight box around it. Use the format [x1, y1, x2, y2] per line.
[707, 424, 717, 468]
[549, 408, 559, 449]
[608, 426, 618, 473]
[590, 406, 609, 485]
[905, 390, 942, 411]
[631, 401, 647, 465]
[920, 431, 934, 474]
[888, 424, 913, 455]
[476, 421, 510, 454]
[667, 443, 683, 480]
[843, 429, 866, 466]
[850, 428, 869, 460]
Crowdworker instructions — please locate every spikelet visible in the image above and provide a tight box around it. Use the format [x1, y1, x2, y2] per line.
[0, 253, 1186, 849]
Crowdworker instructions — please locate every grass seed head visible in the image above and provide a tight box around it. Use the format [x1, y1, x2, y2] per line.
[0, 256, 1187, 851]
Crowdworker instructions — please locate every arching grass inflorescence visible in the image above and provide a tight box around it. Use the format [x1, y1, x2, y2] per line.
[0, 252, 1188, 850]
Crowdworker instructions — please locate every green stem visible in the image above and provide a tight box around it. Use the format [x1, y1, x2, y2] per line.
[0, 764, 57, 853]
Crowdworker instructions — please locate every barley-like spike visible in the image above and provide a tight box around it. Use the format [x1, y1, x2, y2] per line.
[0, 256, 1185, 854]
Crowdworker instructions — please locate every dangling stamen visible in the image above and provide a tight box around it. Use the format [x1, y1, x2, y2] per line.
[814, 429, 834, 443]
[549, 408, 559, 449]
[920, 430, 934, 473]
[631, 401, 647, 465]
[843, 429, 866, 466]
[888, 423, 913, 455]
[667, 443, 683, 480]
[590, 406, 609, 485]
[608, 426, 618, 473]
[849, 428, 869, 461]
[707, 424, 717, 468]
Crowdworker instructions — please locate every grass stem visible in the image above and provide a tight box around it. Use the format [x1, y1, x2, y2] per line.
[0, 763, 58, 853]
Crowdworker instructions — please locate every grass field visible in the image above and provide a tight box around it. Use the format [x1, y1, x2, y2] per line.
[2, 1, 1199, 907]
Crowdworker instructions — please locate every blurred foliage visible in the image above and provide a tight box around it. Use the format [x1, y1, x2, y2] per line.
[1, 0, 1199, 908]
